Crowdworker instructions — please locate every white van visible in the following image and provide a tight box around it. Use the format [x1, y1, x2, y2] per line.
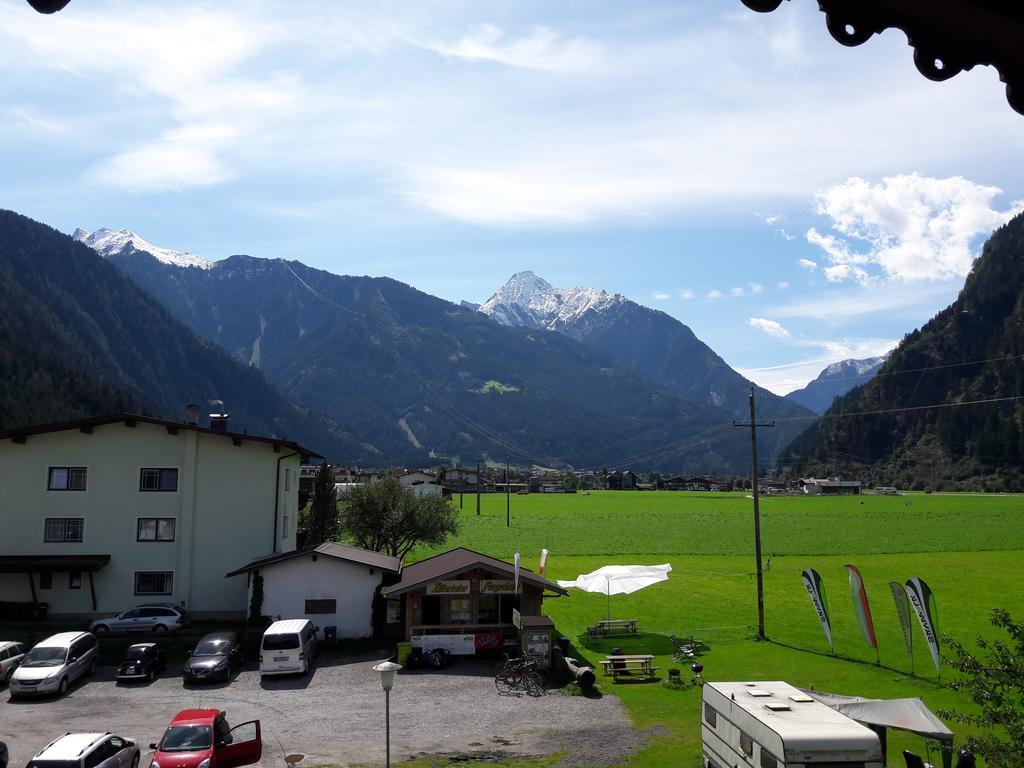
[9, 632, 99, 698]
[259, 619, 317, 676]
[701, 681, 883, 768]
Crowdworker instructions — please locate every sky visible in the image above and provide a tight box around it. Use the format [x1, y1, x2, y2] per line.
[2, 0, 1023, 394]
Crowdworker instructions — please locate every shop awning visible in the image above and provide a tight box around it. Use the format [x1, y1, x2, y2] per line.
[0, 554, 110, 573]
[387, 547, 567, 597]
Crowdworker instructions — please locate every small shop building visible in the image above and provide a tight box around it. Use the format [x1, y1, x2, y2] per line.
[385, 547, 566, 657]
[227, 542, 401, 638]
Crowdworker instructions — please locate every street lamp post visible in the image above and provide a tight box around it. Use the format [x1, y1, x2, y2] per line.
[373, 661, 402, 768]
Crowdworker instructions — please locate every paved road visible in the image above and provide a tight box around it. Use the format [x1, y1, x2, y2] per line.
[0, 655, 640, 767]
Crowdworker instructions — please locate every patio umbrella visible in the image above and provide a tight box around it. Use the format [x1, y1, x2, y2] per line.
[558, 564, 672, 619]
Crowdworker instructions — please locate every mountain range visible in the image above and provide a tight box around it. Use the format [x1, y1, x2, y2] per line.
[780, 210, 1024, 490]
[784, 356, 887, 415]
[70, 229, 815, 471]
[0, 210, 367, 459]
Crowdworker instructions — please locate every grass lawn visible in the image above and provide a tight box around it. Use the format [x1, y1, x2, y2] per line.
[409, 491, 1024, 767]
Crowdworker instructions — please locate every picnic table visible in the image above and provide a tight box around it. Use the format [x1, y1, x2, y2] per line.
[587, 618, 640, 638]
[599, 654, 659, 680]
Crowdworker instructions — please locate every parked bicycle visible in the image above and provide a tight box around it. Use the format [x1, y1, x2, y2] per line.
[494, 654, 543, 696]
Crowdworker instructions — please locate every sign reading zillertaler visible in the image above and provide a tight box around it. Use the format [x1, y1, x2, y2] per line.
[480, 580, 516, 594]
[427, 580, 471, 595]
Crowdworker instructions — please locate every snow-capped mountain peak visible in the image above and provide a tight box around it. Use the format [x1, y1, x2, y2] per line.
[479, 271, 625, 331]
[74, 228, 213, 269]
[819, 355, 886, 380]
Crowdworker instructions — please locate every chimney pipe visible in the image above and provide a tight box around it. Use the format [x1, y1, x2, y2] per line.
[184, 404, 200, 426]
[208, 399, 230, 431]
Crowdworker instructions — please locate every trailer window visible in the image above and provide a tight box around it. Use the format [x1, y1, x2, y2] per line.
[703, 703, 717, 728]
[760, 750, 778, 768]
[740, 732, 753, 757]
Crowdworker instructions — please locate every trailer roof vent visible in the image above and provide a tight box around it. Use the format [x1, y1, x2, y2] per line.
[789, 694, 814, 703]
[748, 689, 772, 697]
[764, 703, 791, 711]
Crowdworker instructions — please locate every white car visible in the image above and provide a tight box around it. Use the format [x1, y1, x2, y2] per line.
[0, 641, 28, 683]
[89, 604, 188, 634]
[26, 733, 140, 768]
[9, 632, 98, 698]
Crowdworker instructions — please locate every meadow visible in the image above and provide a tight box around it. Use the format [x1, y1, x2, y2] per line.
[411, 491, 1024, 768]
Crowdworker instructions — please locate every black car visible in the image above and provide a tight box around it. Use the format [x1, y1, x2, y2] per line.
[116, 642, 166, 683]
[183, 632, 242, 684]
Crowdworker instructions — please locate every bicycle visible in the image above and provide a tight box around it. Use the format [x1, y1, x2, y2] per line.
[495, 654, 543, 696]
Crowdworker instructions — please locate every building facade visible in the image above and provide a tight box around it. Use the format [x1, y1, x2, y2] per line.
[0, 414, 317, 617]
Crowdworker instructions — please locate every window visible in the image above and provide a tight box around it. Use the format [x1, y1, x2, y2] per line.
[44, 518, 84, 542]
[386, 599, 401, 624]
[137, 518, 176, 542]
[740, 733, 753, 757]
[135, 571, 173, 596]
[703, 703, 717, 728]
[140, 468, 178, 492]
[760, 750, 778, 768]
[284, 469, 292, 491]
[304, 599, 336, 614]
[282, 514, 289, 538]
[48, 466, 87, 491]
[39, 572, 53, 590]
[68, 571, 82, 590]
[449, 597, 472, 624]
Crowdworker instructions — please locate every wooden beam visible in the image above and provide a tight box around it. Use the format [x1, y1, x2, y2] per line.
[12, 434, 26, 444]
[232, 436, 242, 446]
[165, 425, 178, 435]
[124, 418, 136, 428]
[273, 443, 281, 453]
[80, 425, 93, 434]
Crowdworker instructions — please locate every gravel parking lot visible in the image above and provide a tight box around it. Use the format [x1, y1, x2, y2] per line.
[0, 654, 641, 767]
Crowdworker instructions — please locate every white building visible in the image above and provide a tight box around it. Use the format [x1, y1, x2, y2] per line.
[0, 413, 318, 617]
[226, 542, 401, 638]
[799, 477, 863, 496]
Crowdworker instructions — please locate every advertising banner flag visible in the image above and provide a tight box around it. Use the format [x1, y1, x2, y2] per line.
[514, 552, 521, 593]
[906, 577, 941, 678]
[889, 580, 915, 672]
[802, 568, 833, 653]
[845, 564, 879, 662]
[540, 548, 549, 575]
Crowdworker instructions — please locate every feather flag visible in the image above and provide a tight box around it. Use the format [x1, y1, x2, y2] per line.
[514, 551, 521, 593]
[906, 577, 941, 678]
[889, 581, 914, 673]
[845, 564, 879, 662]
[802, 568, 833, 653]
[539, 548, 549, 575]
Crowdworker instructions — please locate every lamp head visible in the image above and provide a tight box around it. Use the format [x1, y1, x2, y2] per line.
[373, 660, 402, 691]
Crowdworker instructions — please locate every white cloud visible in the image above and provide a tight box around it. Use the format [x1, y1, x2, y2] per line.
[427, 24, 600, 73]
[798, 258, 818, 271]
[748, 317, 790, 339]
[653, 291, 670, 301]
[730, 286, 745, 297]
[748, 282, 764, 295]
[806, 174, 1024, 283]
[777, 281, 790, 290]
[757, 212, 783, 225]
[706, 289, 723, 300]
[679, 288, 695, 300]
[770, 281, 958, 321]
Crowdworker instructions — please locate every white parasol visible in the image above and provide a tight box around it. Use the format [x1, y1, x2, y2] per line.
[558, 564, 672, 619]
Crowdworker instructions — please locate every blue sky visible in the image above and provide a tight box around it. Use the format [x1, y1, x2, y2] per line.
[3, 0, 1023, 393]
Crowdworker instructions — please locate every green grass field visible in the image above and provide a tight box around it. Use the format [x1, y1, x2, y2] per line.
[411, 491, 1024, 767]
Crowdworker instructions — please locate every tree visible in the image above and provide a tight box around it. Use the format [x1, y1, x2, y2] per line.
[562, 471, 579, 491]
[939, 609, 1024, 766]
[309, 462, 339, 546]
[339, 477, 459, 560]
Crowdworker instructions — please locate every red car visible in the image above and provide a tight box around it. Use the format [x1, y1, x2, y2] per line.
[149, 709, 261, 768]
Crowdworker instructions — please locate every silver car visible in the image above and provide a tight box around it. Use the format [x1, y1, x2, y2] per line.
[89, 604, 188, 634]
[0, 641, 27, 684]
[9, 632, 98, 698]
[27, 733, 140, 768]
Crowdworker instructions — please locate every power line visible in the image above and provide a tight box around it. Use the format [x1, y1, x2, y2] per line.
[775, 394, 1024, 423]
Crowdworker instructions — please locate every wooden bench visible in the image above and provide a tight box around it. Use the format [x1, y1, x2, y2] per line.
[599, 654, 659, 680]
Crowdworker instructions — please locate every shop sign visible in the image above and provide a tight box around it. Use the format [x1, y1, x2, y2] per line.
[480, 580, 516, 594]
[512, 608, 521, 629]
[411, 634, 476, 655]
[427, 580, 471, 595]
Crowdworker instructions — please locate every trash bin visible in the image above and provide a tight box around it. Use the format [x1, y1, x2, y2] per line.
[611, 646, 625, 672]
[324, 625, 337, 644]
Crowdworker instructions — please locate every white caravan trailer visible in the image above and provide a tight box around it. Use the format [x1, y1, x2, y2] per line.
[701, 681, 884, 768]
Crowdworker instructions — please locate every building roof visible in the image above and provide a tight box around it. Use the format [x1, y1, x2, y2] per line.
[0, 555, 110, 574]
[0, 412, 321, 459]
[386, 547, 567, 597]
[225, 542, 401, 577]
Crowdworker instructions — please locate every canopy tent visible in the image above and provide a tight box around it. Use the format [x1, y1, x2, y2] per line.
[558, 564, 671, 619]
[802, 689, 954, 768]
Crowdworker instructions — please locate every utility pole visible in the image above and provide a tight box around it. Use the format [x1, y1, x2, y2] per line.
[458, 464, 464, 509]
[475, 458, 482, 516]
[732, 387, 774, 640]
[506, 457, 511, 528]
